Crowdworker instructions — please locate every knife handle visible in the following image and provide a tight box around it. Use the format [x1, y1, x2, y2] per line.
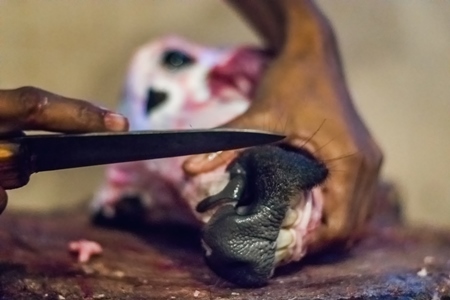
[0, 141, 31, 190]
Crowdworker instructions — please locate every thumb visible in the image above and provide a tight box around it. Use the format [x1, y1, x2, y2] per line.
[0, 187, 7, 215]
[182, 115, 248, 175]
[182, 111, 275, 175]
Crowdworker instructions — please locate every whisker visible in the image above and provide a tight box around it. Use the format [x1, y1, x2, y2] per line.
[274, 106, 288, 134]
[326, 168, 347, 173]
[263, 110, 270, 133]
[312, 137, 336, 156]
[322, 152, 359, 162]
[300, 118, 327, 149]
[324, 163, 348, 173]
[281, 107, 290, 134]
[261, 105, 272, 133]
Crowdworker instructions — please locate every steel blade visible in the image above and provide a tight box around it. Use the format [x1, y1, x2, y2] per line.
[18, 129, 284, 172]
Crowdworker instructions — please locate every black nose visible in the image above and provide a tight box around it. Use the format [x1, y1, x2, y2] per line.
[145, 88, 168, 114]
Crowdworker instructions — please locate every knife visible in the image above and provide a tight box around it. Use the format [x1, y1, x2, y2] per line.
[0, 129, 284, 189]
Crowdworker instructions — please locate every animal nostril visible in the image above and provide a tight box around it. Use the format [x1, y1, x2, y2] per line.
[145, 88, 167, 114]
[161, 49, 195, 70]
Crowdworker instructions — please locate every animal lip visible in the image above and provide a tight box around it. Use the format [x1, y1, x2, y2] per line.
[207, 47, 271, 98]
[275, 188, 325, 266]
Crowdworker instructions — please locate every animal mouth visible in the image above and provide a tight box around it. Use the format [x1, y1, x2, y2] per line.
[274, 189, 323, 266]
[199, 189, 323, 269]
[207, 47, 271, 99]
[195, 145, 328, 287]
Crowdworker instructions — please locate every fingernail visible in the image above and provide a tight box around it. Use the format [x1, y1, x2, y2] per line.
[186, 153, 209, 166]
[188, 151, 222, 165]
[207, 151, 223, 161]
[104, 113, 129, 131]
[183, 154, 211, 174]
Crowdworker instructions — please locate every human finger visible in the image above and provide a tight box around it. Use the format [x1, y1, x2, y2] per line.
[183, 150, 238, 176]
[0, 87, 128, 134]
[182, 111, 276, 175]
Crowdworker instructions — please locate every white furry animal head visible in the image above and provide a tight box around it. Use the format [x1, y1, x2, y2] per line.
[118, 35, 270, 131]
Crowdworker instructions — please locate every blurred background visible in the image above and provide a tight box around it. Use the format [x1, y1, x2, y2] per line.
[0, 1, 449, 226]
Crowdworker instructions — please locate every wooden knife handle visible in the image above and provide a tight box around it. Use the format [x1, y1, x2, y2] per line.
[0, 141, 31, 190]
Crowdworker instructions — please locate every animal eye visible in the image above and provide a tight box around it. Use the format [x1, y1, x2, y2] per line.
[161, 49, 195, 70]
[145, 88, 167, 114]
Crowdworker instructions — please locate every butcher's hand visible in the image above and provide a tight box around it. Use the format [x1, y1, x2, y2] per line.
[184, 0, 383, 252]
[0, 86, 129, 214]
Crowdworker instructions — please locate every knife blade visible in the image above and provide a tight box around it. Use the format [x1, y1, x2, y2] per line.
[6, 129, 284, 173]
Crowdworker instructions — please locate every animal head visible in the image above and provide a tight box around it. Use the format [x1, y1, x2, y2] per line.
[198, 146, 329, 287]
[118, 35, 271, 131]
[106, 35, 328, 288]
